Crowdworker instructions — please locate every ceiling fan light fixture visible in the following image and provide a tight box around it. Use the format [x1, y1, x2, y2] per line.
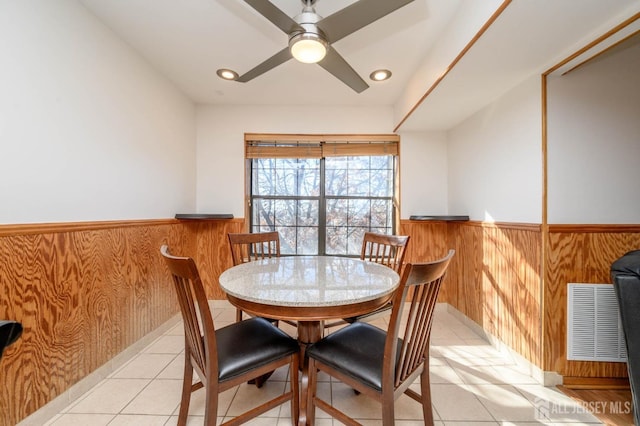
[216, 69, 239, 80]
[370, 69, 392, 81]
[289, 32, 327, 64]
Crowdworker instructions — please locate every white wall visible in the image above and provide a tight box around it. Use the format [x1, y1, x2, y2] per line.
[397, 132, 448, 217]
[447, 75, 542, 223]
[0, 0, 196, 224]
[196, 105, 393, 218]
[196, 105, 448, 219]
[547, 42, 640, 224]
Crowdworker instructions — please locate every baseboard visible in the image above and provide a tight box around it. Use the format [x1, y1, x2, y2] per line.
[444, 304, 560, 386]
[562, 376, 631, 390]
[16, 313, 181, 426]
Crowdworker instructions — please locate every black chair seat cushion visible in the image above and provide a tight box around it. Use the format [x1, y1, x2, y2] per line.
[307, 322, 400, 391]
[216, 317, 298, 382]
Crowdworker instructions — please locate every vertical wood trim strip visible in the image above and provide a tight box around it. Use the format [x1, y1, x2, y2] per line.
[541, 72, 550, 380]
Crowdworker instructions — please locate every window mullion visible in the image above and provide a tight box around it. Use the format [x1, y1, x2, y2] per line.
[248, 143, 398, 256]
[319, 158, 326, 255]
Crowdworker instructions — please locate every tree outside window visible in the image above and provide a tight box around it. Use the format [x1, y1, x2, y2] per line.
[247, 135, 399, 256]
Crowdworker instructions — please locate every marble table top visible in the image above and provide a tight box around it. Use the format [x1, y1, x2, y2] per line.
[219, 255, 400, 307]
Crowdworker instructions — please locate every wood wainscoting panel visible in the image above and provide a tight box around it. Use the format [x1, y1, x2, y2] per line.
[189, 219, 245, 299]
[544, 226, 640, 378]
[0, 220, 193, 426]
[447, 222, 485, 326]
[448, 222, 542, 366]
[399, 220, 449, 263]
[400, 220, 542, 367]
[399, 221, 450, 300]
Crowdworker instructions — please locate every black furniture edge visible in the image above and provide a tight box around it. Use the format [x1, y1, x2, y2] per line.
[611, 249, 640, 426]
[175, 214, 234, 220]
[0, 320, 23, 360]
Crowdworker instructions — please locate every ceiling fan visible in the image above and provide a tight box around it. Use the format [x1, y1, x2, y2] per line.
[236, 0, 416, 93]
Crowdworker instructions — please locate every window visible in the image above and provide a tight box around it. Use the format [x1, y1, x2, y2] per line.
[246, 134, 399, 256]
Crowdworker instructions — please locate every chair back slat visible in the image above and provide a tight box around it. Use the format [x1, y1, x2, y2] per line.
[228, 232, 280, 265]
[227, 232, 283, 323]
[161, 245, 216, 379]
[360, 232, 409, 273]
[384, 250, 455, 389]
[397, 278, 442, 384]
[179, 276, 207, 374]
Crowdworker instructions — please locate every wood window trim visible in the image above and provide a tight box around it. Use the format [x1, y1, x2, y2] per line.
[243, 132, 402, 237]
[245, 133, 400, 158]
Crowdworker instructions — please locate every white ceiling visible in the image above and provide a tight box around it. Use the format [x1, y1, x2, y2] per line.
[79, 0, 639, 131]
[398, 0, 640, 131]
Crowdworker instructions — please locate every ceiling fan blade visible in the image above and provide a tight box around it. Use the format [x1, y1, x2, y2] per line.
[236, 47, 292, 82]
[318, 46, 369, 93]
[243, 0, 302, 34]
[318, 0, 415, 43]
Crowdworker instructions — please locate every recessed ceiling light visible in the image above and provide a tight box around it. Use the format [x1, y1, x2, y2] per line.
[369, 69, 392, 81]
[217, 69, 239, 81]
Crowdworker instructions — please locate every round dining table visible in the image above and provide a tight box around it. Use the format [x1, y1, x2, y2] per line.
[218, 255, 400, 426]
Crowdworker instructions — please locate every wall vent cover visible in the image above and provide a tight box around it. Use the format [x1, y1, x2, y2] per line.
[567, 283, 627, 362]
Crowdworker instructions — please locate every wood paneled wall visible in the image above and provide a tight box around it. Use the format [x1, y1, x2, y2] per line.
[402, 220, 542, 365]
[2, 218, 637, 425]
[400, 221, 450, 299]
[452, 222, 542, 365]
[402, 220, 640, 380]
[544, 225, 640, 379]
[0, 220, 194, 426]
[190, 219, 245, 299]
[0, 218, 244, 425]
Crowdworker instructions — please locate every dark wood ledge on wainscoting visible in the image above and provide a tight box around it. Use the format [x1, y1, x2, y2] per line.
[409, 215, 470, 221]
[174, 213, 234, 220]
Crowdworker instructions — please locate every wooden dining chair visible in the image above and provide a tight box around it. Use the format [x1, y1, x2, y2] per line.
[228, 231, 281, 322]
[228, 231, 280, 264]
[360, 232, 410, 273]
[306, 250, 455, 426]
[325, 232, 410, 328]
[160, 245, 299, 426]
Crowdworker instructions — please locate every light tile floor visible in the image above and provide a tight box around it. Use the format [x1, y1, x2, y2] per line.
[43, 301, 602, 426]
